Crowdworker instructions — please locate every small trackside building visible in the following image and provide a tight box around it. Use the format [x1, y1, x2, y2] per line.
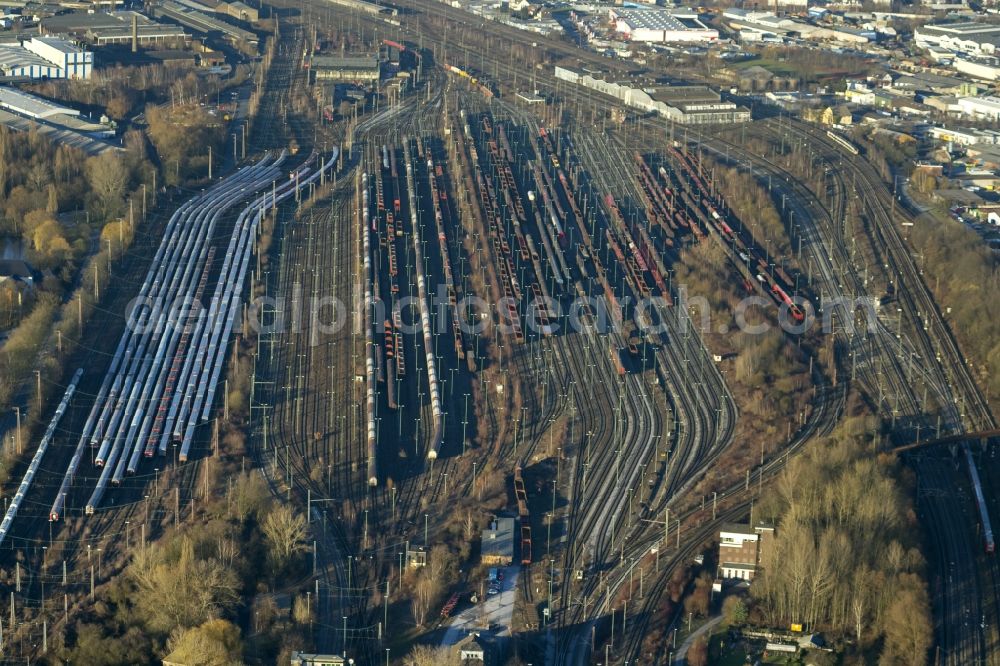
[289, 653, 346, 666]
[481, 517, 516, 566]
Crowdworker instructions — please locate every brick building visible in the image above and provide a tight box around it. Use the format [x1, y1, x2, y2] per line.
[718, 522, 774, 581]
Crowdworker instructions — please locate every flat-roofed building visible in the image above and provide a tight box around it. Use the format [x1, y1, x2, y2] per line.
[929, 125, 1000, 145]
[915, 22, 1000, 57]
[219, 0, 257, 23]
[609, 7, 718, 43]
[554, 66, 749, 125]
[959, 95, 1000, 120]
[652, 85, 751, 125]
[38, 10, 130, 37]
[718, 522, 774, 581]
[406, 544, 427, 568]
[88, 23, 190, 46]
[311, 55, 380, 83]
[39, 9, 193, 47]
[722, 8, 798, 33]
[0, 86, 79, 118]
[481, 517, 515, 566]
[24, 36, 92, 78]
[921, 0, 969, 11]
[954, 56, 1000, 82]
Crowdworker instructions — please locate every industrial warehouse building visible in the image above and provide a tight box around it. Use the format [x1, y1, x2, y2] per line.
[958, 95, 1000, 120]
[0, 85, 114, 136]
[480, 517, 516, 566]
[0, 37, 92, 79]
[218, 0, 259, 23]
[0, 86, 118, 154]
[38, 10, 186, 43]
[554, 66, 750, 125]
[915, 22, 1000, 57]
[311, 56, 380, 83]
[88, 24, 190, 47]
[0, 86, 80, 119]
[652, 86, 751, 125]
[0, 46, 63, 79]
[609, 7, 718, 43]
[718, 522, 774, 581]
[153, 0, 258, 48]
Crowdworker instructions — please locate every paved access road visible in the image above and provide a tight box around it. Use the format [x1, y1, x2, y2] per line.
[442, 566, 521, 644]
[673, 616, 723, 665]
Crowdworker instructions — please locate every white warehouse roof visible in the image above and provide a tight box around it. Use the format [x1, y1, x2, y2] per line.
[610, 7, 718, 42]
[0, 46, 53, 72]
[612, 8, 693, 31]
[920, 21, 1000, 36]
[0, 86, 80, 119]
[31, 36, 84, 54]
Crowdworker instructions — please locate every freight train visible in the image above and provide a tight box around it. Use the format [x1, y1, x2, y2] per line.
[442, 63, 496, 98]
[649, 149, 807, 323]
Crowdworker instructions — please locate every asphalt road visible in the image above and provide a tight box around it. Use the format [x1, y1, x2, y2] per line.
[441, 566, 521, 644]
[673, 615, 723, 666]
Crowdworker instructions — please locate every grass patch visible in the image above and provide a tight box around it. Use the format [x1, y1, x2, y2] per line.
[708, 630, 748, 665]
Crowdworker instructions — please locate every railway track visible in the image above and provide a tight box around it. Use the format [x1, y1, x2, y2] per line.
[448, 95, 785, 663]
[700, 118, 995, 666]
[759, 120, 998, 666]
[223, 4, 981, 663]
[241, 18, 373, 658]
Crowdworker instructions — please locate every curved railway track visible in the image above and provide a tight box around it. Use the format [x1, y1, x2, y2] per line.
[701, 118, 995, 666]
[220, 3, 985, 662]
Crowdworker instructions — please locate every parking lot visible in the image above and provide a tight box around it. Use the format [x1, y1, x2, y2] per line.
[441, 565, 521, 645]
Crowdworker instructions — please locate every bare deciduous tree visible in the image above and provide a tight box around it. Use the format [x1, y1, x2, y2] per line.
[686, 635, 708, 666]
[129, 538, 240, 633]
[262, 504, 308, 569]
[752, 430, 932, 648]
[411, 573, 440, 627]
[229, 470, 270, 522]
[86, 152, 128, 222]
[881, 575, 933, 665]
[403, 644, 459, 666]
[165, 618, 242, 666]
